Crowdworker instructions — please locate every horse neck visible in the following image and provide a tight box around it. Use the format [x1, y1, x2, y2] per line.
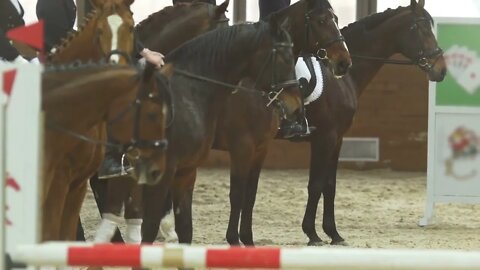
[43, 68, 138, 132]
[272, 2, 306, 58]
[140, 16, 210, 55]
[47, 15, 103, 64]
[344, 20, 402, 97]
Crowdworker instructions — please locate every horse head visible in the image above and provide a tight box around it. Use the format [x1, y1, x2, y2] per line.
[135, 0, 230, 53]
[303, 0, 351, 77]
[248, 15, 303, 121]
[47, 0, 135, 64]
[393, 0, 446, 81]
[107, 64, 171, 185]
[90, 0, 135, 64]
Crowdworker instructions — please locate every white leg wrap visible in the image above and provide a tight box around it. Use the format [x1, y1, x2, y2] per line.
[93, 213, 122, 243]
[125, 219, 142, 244]
[159, 211, 178, 243]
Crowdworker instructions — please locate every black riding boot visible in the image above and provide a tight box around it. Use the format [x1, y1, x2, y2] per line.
[278, 116, 314, 139]
[98, 147, 132, 179]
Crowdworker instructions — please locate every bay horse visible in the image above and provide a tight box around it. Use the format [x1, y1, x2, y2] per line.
[42, 0, 137, 241]
[42, 63, 169, 241]
[299, 0, 446, 246]
[211, 0, 352, 246]
[140, 15, 303, 245]
[87, 1, 230, 243]
[47, 0, 135, 65]
[137, 0, 352, 247]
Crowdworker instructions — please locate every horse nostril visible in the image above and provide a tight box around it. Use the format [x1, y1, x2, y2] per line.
[150, 170, 163, 180]
[338, 60, 350, 74]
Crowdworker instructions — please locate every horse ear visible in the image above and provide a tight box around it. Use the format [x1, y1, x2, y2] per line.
[305, 0, 316, 9]
[123, 0, 135, 6]
[418, 0, 425, 8]
[89, 0, 102, 8]
[410, 0, 417, 8]
[269, 14, 289, 37]
[215, 0, 230, 17]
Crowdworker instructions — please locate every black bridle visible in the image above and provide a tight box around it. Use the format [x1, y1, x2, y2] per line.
[47, 60, 169, 155]
[351, 16, 443, 71]
[173, 40, 299, 112]
[304, 8, 346, 60]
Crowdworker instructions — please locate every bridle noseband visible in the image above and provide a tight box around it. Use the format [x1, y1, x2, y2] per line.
[351, 15, 443, 72]
[304, 8, 346, 60]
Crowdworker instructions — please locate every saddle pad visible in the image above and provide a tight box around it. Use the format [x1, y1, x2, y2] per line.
[295, 56, 324, 105]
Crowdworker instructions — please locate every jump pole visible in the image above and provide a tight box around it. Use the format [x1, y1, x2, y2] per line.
[11, 243, 480, 269]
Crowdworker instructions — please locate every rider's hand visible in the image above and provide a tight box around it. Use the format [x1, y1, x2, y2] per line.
[140, 48, 164, 69]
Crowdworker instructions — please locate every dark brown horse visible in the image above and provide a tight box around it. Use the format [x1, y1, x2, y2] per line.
[87, 1, 230, 243]
[140, 15, 303, 245]
[211, 0, 352, 246]
[42, 63, 169, 241]
[138, 0, 352, 246]
[299, 0, 446, 246]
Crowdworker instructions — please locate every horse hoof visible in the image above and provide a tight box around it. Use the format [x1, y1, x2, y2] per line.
[307, 240, 326, 246]
[331, 239, 348, 246]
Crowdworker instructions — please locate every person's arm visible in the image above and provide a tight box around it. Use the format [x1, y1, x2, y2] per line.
[0, 27, 20, 61]
[134, 34, 164, 68]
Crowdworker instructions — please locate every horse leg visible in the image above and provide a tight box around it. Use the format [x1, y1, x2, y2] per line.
[89, 175, 124, 242]
[124, 180, 143, 244]
[158, 192, 177, 242]
[60, 178, 88, 240]
[302, 131, 337, 246]
[42, 170, 69, 241]
[94, 176, 131, 243]
[239, 149, 267, 246]
[171, 168, 196, 244]
[322, 138, 345, 245]
[142, 167, 176, 243]
[226, 142, 254, 246]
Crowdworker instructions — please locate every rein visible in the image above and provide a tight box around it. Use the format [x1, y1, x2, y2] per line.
[47, 61, 169, 153]
[173, 41, 299, 109]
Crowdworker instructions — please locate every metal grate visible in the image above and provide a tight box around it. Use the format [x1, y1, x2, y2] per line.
[339, 137, 379, 162]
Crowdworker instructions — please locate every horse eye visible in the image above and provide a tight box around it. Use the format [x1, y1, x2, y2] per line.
[147, 112, 158, 122]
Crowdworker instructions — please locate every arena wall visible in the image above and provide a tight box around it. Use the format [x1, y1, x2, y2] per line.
[204, 54, 429, 171]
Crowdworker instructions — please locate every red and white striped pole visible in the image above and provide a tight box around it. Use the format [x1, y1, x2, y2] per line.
[11, 242, 480, 269]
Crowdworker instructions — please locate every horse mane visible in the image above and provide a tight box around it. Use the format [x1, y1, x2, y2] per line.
[46, 10, 98, 60]
[135, 2, 208, 38]
[342, 6, 433, 33]
[166, 22, 273, 71]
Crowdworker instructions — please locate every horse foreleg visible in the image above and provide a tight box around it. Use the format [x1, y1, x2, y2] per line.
[42, 170, 69, 241]
[124, 180, 143, 244]
[60, 179, 88, 241]
[171, 168, 196, 244]
[89, 175, 124, 242]
[226, 141, 254, 246]
[239, 149, 267, 246]
[302, 131, 337, 246]
[93, 176, 130, 243]
[322, 138, 345, 245]
[142, 167, 175, 244]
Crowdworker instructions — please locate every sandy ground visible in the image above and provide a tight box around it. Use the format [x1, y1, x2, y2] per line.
[81, 168, 480, 251]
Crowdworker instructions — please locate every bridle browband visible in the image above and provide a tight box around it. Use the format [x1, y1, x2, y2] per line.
[304, 8, 346, 60]
[351, 16, 443, 71]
